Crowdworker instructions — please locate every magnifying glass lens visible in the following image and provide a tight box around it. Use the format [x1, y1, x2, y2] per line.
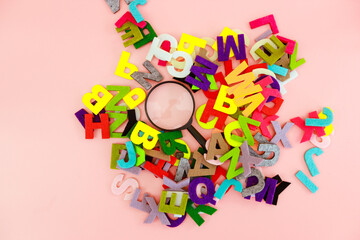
[146, 82, 194, 130]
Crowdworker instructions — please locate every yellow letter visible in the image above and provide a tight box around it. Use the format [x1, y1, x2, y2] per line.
[115, 51, 138, 80]
[213, 85, 237, 115]
[123, 88, 146, 109]
[130, 121, 160, 150]
[178, 33, 206, 55]
[82, 85, 113, 115]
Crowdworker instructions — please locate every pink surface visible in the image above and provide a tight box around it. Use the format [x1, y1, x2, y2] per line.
[1, 0, 359, 239]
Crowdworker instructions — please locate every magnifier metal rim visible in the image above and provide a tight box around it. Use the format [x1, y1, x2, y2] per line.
[145, 81, 196, 131]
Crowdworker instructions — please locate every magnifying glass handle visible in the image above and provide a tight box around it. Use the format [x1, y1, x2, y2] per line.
[187, 124, 207, 150]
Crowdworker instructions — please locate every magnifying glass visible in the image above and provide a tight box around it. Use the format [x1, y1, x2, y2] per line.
[145, 81, 207, 149]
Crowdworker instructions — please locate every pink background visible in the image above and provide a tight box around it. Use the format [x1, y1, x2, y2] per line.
[1, 0, 359, 239]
